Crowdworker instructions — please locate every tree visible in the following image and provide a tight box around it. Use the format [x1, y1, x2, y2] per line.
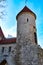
[0, 0, 6, 19]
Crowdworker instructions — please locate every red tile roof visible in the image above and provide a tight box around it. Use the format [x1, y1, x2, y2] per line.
[0, 38, 16, 44]
[0, 27, 16, 44]
[0, 27, 5, 39]
[16, 6, 36, 19]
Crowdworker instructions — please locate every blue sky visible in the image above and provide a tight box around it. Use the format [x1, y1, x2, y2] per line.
[0, 0, 43, 48]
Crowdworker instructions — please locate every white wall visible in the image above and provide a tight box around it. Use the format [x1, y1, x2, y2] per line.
[0, 43, 16, 63]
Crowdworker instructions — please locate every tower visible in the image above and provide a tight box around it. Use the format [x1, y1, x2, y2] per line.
[16, 6, 38, 65]
[16, 6, 37, 45]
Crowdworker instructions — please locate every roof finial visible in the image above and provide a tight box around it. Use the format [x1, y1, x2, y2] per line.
[25, 0, 28, 5]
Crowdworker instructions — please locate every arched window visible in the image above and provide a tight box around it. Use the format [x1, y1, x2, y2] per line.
[0, 59, 7, 65]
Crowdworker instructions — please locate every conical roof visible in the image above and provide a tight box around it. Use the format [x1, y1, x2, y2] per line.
[16, 6, 36, 19]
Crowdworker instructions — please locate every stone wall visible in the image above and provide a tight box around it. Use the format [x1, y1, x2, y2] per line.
[16, 33, 39, 65]
[38, 46, 43, 65]
[17, 13, 36, 44]
[16, 7, 43, 65]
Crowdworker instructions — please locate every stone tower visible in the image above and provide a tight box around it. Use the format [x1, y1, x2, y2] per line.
[16, 6, 38, 65]
[16, 6, 37, 45]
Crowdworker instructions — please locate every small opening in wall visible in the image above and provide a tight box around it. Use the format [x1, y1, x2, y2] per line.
[27, 18, 29, 22]
[34, 32, 37, 44]
[33, 26, 35, 29]
[33, 26, 37, 31]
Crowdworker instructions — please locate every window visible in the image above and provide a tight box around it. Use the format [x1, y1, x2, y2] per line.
[9, 47, 11, 52]
[33, 26, 35, 29]
[33, 26, 37, 31]
[27, 18, 29, 22]
[34, 32, 37, 44]
[2, 47, 4, 53]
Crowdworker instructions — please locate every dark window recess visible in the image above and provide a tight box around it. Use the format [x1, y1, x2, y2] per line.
[27, 18, 29, 22]
[33, 26, 35, 28]
[34, 32, 37, 44]
[33, 26, 37, 31]
[9, 47, 11, 52]
[2, 47, 4, 53]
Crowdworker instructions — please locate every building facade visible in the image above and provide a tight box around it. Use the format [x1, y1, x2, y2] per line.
[0, 6, 43, 65]
[0, 27, 16, 65]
